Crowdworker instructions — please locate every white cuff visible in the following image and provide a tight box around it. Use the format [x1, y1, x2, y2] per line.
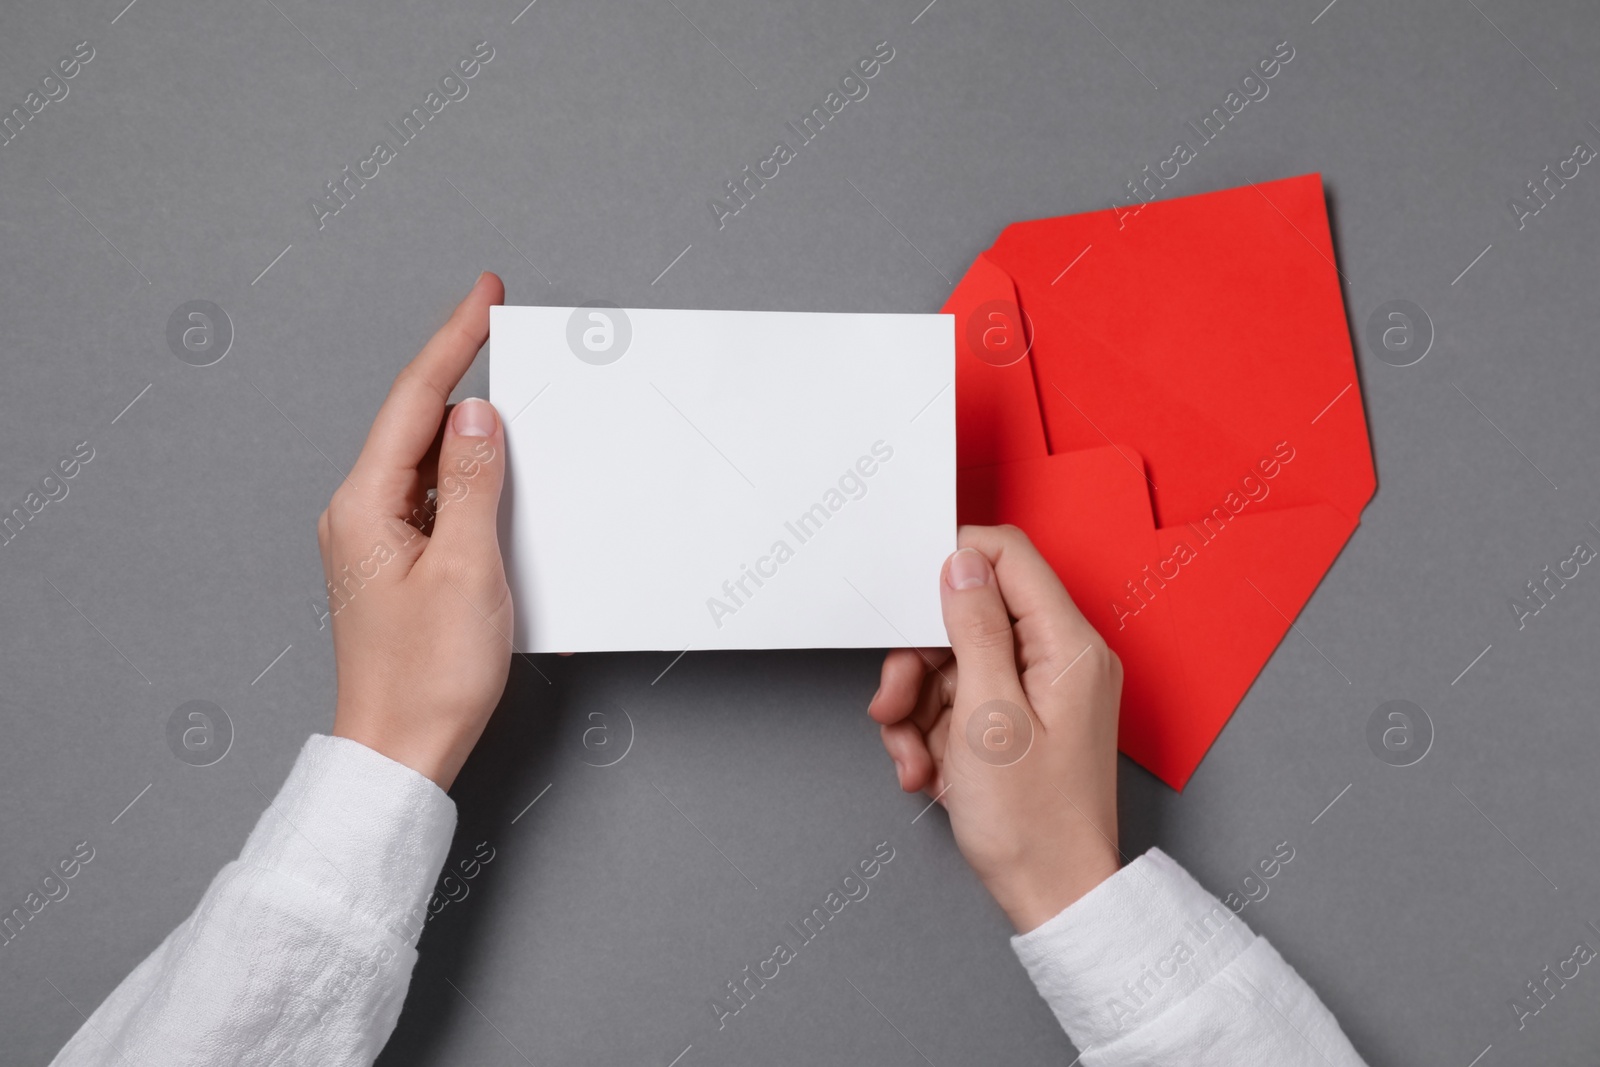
[1010, 848, 1255, 1049]
[237, 734, 457, 942]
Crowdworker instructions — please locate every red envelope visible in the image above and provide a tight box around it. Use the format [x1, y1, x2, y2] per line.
[945, 173, 1374, 790]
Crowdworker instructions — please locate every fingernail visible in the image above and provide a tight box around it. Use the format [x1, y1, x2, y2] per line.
[892, 757, 905, 781]
[947, 547, 990, 590]
[452, 397, 497, 437]
[870, 685, 881, 705]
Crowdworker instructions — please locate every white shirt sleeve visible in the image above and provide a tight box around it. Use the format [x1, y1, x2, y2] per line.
[53, 741, 1360, 1066]
[50, 734, 457, 1067]
[1011, 848, 1366, 1066]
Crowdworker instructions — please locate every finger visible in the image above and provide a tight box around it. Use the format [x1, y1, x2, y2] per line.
[955, 525, 1075, 618]
[869, 647, 950, 724]
[940, 546, 1025, 700]
[394, 408, 451, 536]
[350, 272, 504, 510]
[911, 667, 951, 733]
[924, 704, 950, 772]
[426, 398, 506, 568]
[411, 408, 451, 500]
[880, 720, 935, 792]
[958, 525, 1101, 647]
[959, 525, 1107, 691]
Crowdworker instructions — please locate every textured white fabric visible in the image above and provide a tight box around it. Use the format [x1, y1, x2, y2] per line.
[50, 735, 456, 1067]
[1012, 848, 1367, 1065]
[53, 741, 1364, 1066]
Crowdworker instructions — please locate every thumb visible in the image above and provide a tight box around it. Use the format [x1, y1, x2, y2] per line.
[941, 547, 1023, 701]
[428, 397, 506, 563]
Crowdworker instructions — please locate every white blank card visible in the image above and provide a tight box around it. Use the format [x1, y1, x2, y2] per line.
[490, 305, 955, 652]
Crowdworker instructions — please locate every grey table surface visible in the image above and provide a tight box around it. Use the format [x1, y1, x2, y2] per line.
[2, 0, 1598, 1063]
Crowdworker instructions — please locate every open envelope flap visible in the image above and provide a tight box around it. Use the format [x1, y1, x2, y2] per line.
[943, 251, 1050, 470]
[987, 173, 1376, 529]
[959, 445, 1358, 789]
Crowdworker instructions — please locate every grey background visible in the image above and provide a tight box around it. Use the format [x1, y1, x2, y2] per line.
[1, 0, 1596, 1063]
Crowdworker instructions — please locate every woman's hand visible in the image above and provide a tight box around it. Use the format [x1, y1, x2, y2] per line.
[869, 525, 1123, 933]
[319, 272, 512, 790]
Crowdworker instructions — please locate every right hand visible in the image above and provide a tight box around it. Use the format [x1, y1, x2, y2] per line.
[868, 525, 1124, 933]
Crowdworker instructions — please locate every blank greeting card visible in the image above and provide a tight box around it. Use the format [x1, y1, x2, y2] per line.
[491, 306, 955, 653]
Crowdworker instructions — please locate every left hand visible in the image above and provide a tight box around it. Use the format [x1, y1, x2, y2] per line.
[320, 272, 512, 790]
